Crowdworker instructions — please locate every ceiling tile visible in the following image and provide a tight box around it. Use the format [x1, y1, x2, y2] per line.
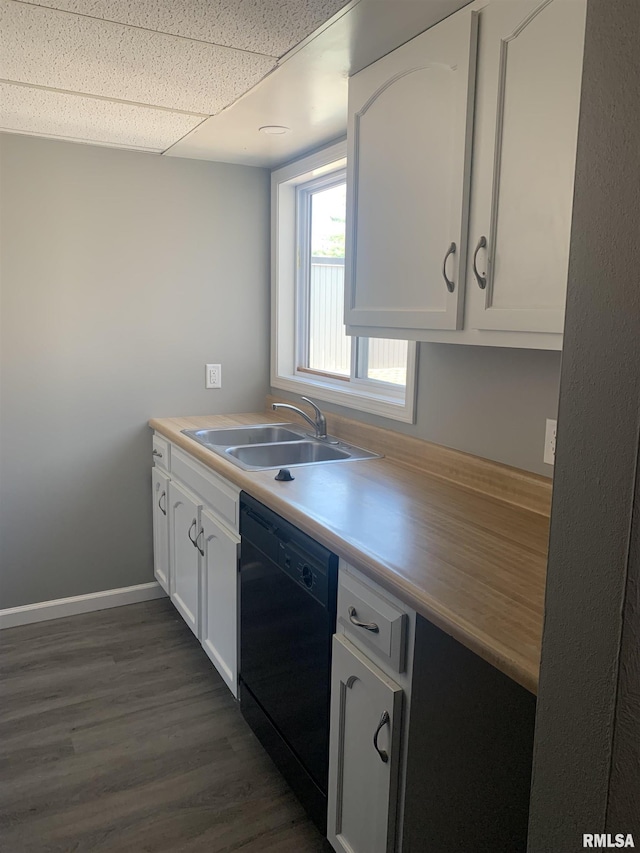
[164, 0, 472, 167]
[23, 0, 351, 57]
[0, 1, 277, 115]
[0, 82, 203, 151]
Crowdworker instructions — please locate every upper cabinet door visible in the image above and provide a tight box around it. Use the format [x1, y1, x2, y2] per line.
[344, 9, 479, 337]
[467, 0, 587, 334]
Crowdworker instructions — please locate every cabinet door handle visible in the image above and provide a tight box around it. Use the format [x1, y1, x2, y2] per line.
[153, 449, 163, 458]
[188, 519, 198, 547]
[348, 606, 379, 633]
[158, 490, 167, 516]
[442, 242, 456, 293]
[195, 528, 204, 556]
[472, 235, 487, 289]
[373, 711, 390, 763]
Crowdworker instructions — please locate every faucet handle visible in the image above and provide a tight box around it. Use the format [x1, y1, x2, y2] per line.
[301, 396, 322, 418]
[301, 396, 328, 439]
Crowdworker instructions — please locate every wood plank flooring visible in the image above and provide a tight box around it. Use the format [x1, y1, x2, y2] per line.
[0, 598, 332, 852]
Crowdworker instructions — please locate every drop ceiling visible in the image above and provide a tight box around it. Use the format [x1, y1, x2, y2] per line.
[0, 0, 471, 167]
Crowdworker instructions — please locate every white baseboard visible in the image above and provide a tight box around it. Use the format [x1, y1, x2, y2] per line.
[0, 582, 167, 630]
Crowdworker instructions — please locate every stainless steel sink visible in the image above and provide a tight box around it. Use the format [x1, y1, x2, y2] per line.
[226, 440, 352, 468]
[184, 424, 304, 448]
[181, 423, 380, 470]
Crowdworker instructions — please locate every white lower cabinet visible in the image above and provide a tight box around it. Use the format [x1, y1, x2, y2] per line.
[328, 635, 403, 853]
[200, 508, 240, 697]
[168, 479, 202, 637]
[152, 434, 240, 697]
[151, 467, 170, 594]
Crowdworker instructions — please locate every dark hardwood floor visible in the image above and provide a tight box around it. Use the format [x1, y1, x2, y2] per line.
[0, 598, 332, 853]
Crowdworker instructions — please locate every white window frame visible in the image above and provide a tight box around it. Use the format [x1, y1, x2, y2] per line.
[271, 140, 418, 423]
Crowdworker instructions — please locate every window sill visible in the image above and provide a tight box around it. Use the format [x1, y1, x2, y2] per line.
[272, 371, 417, 424]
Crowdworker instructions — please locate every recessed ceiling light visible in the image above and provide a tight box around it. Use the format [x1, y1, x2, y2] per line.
[259, 125, 290, 135]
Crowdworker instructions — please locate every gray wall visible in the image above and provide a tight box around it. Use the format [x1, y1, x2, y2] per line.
[274, 344, 561, 477]
[0, 134, 270, 609]
[528, 0, 640, 847]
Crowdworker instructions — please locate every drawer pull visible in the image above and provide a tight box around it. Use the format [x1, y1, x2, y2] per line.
[348, 606, 379, 633]
[158, 490, 167, 517]
[373, 711, 390, 763]
[153, 449, 163, 458]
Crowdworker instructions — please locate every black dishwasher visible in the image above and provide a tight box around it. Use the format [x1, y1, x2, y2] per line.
[239, 492, 338, 833]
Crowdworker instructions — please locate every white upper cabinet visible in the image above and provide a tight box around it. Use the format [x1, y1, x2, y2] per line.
[466, 0, 586, 335]
[345, 0, 586, 349]
[344, 9, 479, 335]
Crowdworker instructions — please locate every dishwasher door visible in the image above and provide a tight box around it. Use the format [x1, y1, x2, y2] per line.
[239, 493, 337, 832]
[240, 535, 333, 791]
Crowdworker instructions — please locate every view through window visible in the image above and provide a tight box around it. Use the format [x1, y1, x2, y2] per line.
[299, 177, 408, 389]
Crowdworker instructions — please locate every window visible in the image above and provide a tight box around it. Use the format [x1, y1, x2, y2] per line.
[271, 141, 417, 423]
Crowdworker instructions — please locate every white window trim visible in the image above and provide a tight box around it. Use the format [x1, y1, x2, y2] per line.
[271, 140, 418, 424]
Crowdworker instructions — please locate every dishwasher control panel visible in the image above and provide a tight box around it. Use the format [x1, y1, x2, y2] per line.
[279, 540, 331, 606]
[240, 491, 337, 612]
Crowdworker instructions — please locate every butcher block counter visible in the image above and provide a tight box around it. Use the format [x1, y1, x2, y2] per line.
[150, 400, 551, 694]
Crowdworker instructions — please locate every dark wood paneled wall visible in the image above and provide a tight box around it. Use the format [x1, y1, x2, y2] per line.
[402, 616, 536, 852]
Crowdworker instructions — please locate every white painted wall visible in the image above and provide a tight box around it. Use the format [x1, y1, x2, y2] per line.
[0, 130, 560, 614]
[0, 134, 270, 609]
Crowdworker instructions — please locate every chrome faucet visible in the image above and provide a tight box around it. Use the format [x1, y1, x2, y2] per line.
[272, 396, 328, 440]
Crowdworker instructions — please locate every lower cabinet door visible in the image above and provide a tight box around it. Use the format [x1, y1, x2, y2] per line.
[152, 468, 170, 594]
[200, 508, 240, 697]
[169, 480, 201, 636]
[328, 635, 403, 853]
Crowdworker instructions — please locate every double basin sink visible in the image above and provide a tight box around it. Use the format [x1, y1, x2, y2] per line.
[182, 424, 380, 471]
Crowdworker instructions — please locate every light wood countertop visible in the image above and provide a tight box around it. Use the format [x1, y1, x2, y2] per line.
[149, 410, 551, 694]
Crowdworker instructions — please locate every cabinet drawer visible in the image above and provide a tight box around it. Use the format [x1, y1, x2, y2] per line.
[152, 434, 170, 471]
[171, 446, 239, 531]
[338, 569, 408, 674]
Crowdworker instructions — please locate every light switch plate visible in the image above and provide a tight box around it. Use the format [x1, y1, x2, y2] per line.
[205, 363, 222, 389]
[544, 418, 557, 466]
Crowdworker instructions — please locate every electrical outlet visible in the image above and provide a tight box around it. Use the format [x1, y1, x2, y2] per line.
[544, 418, 557, 466]
[205, 363, 222, 389]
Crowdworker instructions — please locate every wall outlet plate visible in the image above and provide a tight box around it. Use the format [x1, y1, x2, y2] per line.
[544, 418, 557, 466]
[205, 363, 222, 389]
